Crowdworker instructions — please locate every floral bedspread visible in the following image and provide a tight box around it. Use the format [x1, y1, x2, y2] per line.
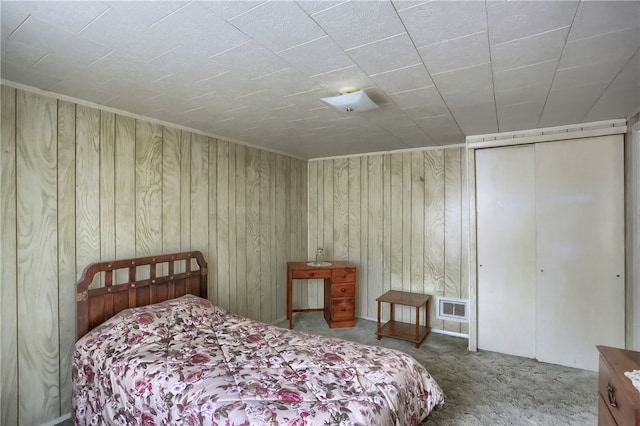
[73, 295, 444, 425]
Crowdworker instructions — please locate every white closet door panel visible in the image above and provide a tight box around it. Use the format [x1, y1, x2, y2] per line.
[476, 145, 537, 358]
[535, 136, 625, 371]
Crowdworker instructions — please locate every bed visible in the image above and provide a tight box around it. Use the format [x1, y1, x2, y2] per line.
[73, 251, 444, 425]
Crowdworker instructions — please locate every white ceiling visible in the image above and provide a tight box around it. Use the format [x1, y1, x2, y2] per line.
[1, 0, 639, 159]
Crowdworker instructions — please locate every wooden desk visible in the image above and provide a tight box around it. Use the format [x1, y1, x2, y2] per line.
[287, 261, 356, 329]
[376, 290, 431, 348]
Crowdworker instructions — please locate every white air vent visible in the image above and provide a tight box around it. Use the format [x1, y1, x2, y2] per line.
[436, 297, 468, 322]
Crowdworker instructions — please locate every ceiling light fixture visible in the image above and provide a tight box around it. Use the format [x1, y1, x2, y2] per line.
[321, 88, 379, 113]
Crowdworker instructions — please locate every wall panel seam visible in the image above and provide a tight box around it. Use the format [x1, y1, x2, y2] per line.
[14, 87, 19, 425]
[56, 99, 61, 418]
[443, 155, 447, 297]
[133, 120, 137, 255]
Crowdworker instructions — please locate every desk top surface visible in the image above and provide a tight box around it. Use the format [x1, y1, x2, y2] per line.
[376, 290, 431, 306]
[287, 261, 356, 270]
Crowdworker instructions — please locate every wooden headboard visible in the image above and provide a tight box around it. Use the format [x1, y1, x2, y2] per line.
[76, 251, 208, 340]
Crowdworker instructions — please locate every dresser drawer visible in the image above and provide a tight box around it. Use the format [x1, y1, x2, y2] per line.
[599, 356, 637, 426]
[292, 269, 331, 279]
[331, 298, 355, 321]
[331, 283, 355, 298]
[331, 268, 356, 283]
[599, 393, 618, 426]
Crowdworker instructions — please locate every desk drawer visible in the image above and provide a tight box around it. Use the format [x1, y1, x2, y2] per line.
[331, 268, 356, 283]
[599, 356, 637, 426]
[331, 283, 355, 298]
[292, 269, 331, 279]
[331, 298, 355, 321]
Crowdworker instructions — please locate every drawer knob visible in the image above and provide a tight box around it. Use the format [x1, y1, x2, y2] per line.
[607, 383, 617, 408]
[341, 288, 346, 292]
[342, 308, 346, 312]
[342, 274, 346, 278]
[310, 272, 315, 277]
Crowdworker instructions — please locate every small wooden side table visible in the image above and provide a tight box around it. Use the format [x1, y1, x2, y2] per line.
[376, 290, 431, 348]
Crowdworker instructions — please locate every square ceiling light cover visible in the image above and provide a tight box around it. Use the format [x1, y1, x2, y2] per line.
[321, 90, 379, 112]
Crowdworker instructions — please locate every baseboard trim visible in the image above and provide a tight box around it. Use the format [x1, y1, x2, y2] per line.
[358, 315, 469, 339]
[278, 314, 470, 339]
[272, 315, 287, 325]
[41, 412, 71, 426]
[430, 328, 469, 339]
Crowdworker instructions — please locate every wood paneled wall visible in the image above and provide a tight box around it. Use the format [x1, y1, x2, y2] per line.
[0, 86, 307, 425]
[307, 148, 469, 333]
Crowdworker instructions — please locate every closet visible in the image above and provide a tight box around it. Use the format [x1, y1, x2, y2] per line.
[476, 135, 625, 371]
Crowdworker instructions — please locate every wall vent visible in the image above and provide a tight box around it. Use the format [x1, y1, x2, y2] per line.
[436, 297, 469, 323]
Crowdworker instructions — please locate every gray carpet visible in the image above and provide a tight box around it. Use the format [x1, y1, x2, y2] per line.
[277, 313, 597, 425]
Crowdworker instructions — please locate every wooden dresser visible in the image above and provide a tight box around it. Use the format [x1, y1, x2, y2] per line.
[287, 261, 356, 329]
[597, 345, 640, 425]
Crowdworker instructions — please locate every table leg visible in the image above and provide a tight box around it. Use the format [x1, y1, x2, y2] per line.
[287, 271, 293, 329]
[415, 303, 420, 348]
[426, 299, 430, 329]
[376, 300, 381, 340]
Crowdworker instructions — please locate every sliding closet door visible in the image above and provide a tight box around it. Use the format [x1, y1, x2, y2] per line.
[535, 136, 625, 371]
[476, 145, 536, 358]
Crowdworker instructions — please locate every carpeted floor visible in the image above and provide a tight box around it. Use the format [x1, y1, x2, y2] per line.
[277, 313, 597, 425]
